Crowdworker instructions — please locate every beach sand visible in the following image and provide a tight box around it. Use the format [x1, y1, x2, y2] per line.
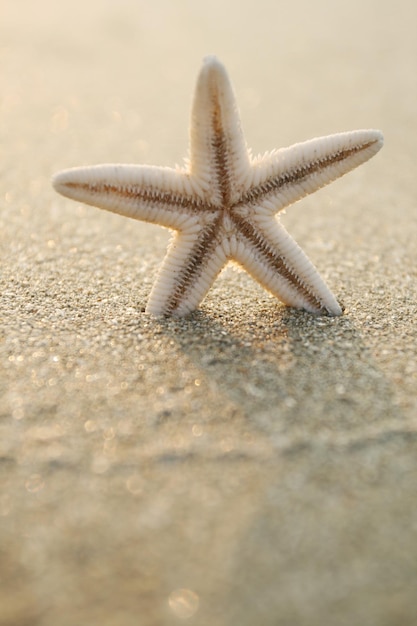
[1, 1, 416, 624]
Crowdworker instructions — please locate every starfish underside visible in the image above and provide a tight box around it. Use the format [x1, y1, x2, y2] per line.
[53, 56, 383, 317]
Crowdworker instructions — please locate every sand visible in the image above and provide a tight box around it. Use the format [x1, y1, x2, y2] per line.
[1, 1, 416, 624]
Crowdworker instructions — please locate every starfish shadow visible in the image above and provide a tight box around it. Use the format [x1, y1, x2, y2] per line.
[152, 298, 403, 447]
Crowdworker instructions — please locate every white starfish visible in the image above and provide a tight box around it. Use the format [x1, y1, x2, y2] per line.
[52, 56, 383, 317]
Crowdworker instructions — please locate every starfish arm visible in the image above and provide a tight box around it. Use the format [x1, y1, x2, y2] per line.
[230, 215, 342, 315]
[146, 216, 228, 316]
[188, 56, 251, 204]
[242, 129, 383, 214]
[52, 164, 207, 229]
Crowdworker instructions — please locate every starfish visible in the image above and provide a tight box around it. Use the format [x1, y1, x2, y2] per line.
[52, 56, 383, 317]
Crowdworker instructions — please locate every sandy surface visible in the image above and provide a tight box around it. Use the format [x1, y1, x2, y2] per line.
[1, 1, 417, 624]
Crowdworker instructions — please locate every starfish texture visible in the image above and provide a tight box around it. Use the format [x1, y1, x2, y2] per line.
[53, 56, 383, 317]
